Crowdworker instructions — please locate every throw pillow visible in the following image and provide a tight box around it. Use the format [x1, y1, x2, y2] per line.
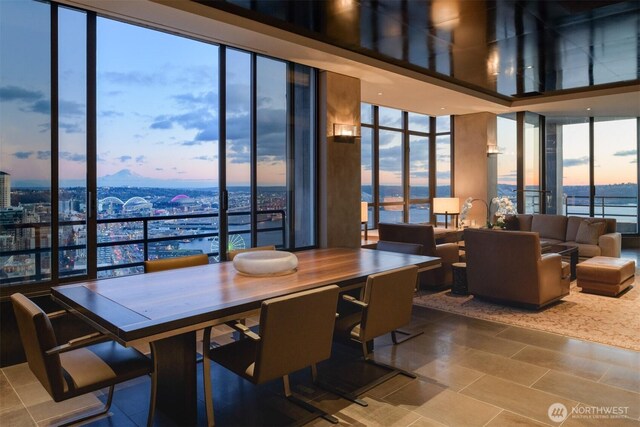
[575, 220, 606, 245]
[504, 215, 519, 230]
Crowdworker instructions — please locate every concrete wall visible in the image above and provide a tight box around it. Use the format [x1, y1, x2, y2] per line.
[454, 112, 497, 227]
[318, 71, 361, 248]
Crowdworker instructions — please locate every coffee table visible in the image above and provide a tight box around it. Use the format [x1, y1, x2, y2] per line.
[543, 244, 578, 280]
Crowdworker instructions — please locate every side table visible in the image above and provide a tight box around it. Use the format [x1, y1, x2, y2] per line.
[451, 262, 468, 295]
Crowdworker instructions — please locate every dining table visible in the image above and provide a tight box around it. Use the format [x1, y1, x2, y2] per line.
[51, 247, 441, 425]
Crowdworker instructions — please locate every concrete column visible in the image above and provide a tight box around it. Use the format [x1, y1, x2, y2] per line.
[318, 71, 361, 248]
[454, 112, 497, 226]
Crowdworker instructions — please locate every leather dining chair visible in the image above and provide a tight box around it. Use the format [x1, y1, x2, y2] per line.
[11, 293, 156, 427]
[330, 265, 419, 404]
[227, 245, 276, 261]
[202, 285, 340, 427]
[143, 253, 209, 273]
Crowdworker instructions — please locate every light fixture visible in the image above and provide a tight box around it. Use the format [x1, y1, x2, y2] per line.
[361, 201, 369, 240]
[487, 144, 501, 156]
[333, 123, 359, 143]
[433, 197, 460, 229]
[586, 107, 592, 111]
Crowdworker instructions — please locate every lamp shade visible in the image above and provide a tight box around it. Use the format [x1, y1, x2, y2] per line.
[360, 202, 369, 222]
[433, 197, 460, 214]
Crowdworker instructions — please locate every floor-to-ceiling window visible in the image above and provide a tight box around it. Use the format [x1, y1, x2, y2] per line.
[496, 115, 518, 209]
[360, 103, 452, 227]
[0, 1, 317, 293]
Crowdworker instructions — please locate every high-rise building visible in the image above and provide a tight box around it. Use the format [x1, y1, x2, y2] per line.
[0, 171, 10, 209]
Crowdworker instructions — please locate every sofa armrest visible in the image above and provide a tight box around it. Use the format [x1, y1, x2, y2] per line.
[435, 243, 459, 265]
[599, 232, 621, 257]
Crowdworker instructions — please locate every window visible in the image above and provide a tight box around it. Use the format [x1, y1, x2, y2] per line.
[360, 104, 452, 227]
[0, 0, 317, 291]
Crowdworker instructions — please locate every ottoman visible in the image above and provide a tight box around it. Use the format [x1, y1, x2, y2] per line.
[576, 256, 635, 297]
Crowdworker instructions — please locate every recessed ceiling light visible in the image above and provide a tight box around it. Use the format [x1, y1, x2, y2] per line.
[377, 92, 383, 95]
[526, 65, 533, 69]
[586, 107, 592, 111]
[440, 107, 446, 110]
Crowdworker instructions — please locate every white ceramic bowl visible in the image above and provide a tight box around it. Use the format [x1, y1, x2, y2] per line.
[232, 250, 298, 276]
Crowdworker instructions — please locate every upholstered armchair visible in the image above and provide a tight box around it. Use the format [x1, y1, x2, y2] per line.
[378, 222, 459, 290]
[464, 228, 570, 309]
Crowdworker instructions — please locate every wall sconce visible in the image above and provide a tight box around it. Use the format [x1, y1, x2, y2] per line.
[333, 123, 359, 143]
[487, 144, 501, 156]
[433, 197, 460, 229]
[361, 201, 369, 240]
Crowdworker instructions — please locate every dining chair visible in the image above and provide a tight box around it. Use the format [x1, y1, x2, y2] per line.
[11, 293, 156, 427]
[143, 253, 209, 273]
[227, 245, 276, 261]
[328, 265, 419, 405]
[202, 285, 340, 426]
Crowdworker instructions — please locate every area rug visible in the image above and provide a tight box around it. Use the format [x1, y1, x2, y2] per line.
[413, 280, 640, 351]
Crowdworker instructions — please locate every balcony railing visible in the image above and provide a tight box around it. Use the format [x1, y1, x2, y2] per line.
[0, 209, 286, 285]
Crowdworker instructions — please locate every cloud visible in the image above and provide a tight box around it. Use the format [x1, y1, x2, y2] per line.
[101, 71, 165, 86]
[13, 151, 33, 159]
[155, 167, 164, 171]
[135, 155, 146, 164]
[181, 141, 204, 146]
[24, 100, 50, 115]
[614, 150, 636, 157]
[37, 151, 51, 160]
[150, 119, 173, 130]
[563, 156, 589, 167]
[59, 122, 83, 134]
[117, 155, 132, 163]
[0, 86, 44, 102]
[60, 151, 86, 162]
[100, 110, 123, 118]
[59, 100, 85, 117]
[192, 155, 215, 161]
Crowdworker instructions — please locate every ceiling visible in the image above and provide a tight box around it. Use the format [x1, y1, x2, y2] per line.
[60, 0, 640, 118]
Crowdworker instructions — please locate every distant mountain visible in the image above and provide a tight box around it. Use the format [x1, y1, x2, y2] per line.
[98, 169, 218, 189]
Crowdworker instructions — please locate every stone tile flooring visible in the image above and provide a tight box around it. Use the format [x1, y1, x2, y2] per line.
[1, 304, 638, 426]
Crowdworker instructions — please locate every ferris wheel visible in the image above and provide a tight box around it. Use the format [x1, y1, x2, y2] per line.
[210, 234, 246, 261]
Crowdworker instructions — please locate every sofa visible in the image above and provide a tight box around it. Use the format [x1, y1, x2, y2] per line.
[377, 223, 459, 290]
[504, 214, 621, 259]
[465, 228, 570, 309]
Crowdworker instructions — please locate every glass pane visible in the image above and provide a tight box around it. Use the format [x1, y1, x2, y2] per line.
[409, 203, 430, 223]
[361, 103, 373, 125]
[497, 116, 518, 210]
[560, 120, 590, 217]
[361, 127, 373, 203]
[435, 135, 451, 197]
[97, 18, 219, 274]
[378, 130, 403, 203]
[378, 106, 403, 128]
[436, 115, 451, 133]
[409, 135, 429, 199]
[594, 118, 638, 233]
[524, 113, 541, 213]
[378, 205, 403, 224]
[0, 0, 52, 285]
[226, 49, 252, 250]
[408, 112, 429, 132]
[59, 7, 87, 278]
[256, 56, 287, 248]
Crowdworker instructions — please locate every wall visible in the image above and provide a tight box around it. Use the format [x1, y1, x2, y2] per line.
[318, 71, 361, 248]
[454, 112, 497, 226]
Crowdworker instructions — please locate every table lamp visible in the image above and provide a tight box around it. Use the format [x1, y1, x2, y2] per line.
[433, 197, 460, 229]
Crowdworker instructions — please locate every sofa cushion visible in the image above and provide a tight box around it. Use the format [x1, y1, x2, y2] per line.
[531, 215, 568, 241]
[575, 220, 607, 245]
[565, 216, 583, 242]
[562, 241, 601, 258]
[504, 215, 519, 230]
[517, 215, 533, 231]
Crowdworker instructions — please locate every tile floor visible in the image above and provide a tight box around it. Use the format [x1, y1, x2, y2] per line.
[1, 303, 639, 427]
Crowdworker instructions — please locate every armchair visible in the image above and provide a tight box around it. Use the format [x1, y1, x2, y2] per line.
[378, 222, 459, 290]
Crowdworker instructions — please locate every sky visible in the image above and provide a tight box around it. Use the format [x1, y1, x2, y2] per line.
[0, 2, 290, 188]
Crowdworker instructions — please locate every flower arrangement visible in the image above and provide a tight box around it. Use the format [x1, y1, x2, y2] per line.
[459, 196, 516, 228]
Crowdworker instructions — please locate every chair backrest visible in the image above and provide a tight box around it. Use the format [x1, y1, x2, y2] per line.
[359, 265, 419, 342]
[253, 285, 339, 384]
[376, 240, 423, 255]
[144, 254, 209, 273]
[228, 245, 276, 261]
[378, 223, 437, 255]
[11, 293, 65, 400]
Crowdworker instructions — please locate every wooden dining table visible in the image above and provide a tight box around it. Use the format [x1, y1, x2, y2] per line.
[51, 247, 440, 425]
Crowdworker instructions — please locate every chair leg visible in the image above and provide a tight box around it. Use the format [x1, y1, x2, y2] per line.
[391, 329, 424, 345]
[282, 375, 339, 425]
[147, 370, 157, 427]
[58, 385, 114, 427]
[203, 327, 215, 427]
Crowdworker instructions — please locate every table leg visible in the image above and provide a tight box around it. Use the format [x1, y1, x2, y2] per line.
[150, 332, 197, 425]
[570, 250, 578, 281]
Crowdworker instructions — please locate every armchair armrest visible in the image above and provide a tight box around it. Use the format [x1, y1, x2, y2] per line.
[342, 294, 368, 308]
[599, 232, 621, 257]
[225, 321, 261, 341]
[45, 332, 109, 355]
[435, 243, 459, 264]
